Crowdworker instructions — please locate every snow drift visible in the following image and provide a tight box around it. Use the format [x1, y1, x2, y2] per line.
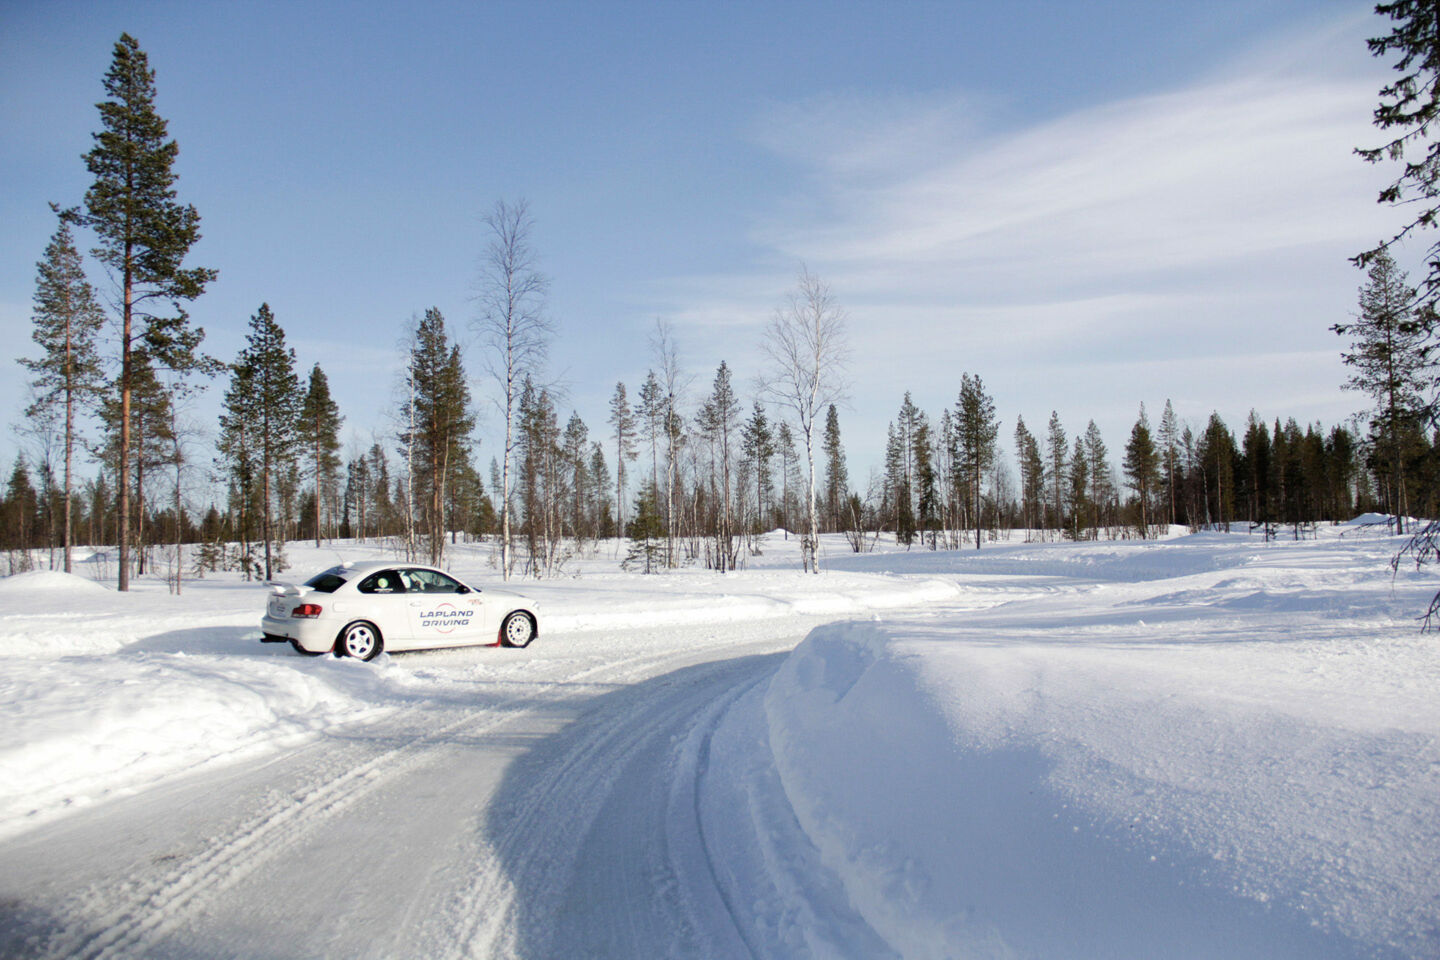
[764, 530, 1440, 959]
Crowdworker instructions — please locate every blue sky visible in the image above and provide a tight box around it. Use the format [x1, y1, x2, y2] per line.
[0, 0, 1406, 498]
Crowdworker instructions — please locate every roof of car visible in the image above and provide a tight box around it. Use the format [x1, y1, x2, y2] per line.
[327, 560, 446, 577]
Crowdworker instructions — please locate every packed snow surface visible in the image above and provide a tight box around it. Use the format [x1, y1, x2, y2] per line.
[0, 525, 1435, 958]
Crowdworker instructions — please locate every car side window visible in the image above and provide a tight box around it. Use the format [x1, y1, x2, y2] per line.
[403, 569, 463, 593]
[358, 571, 405, 594]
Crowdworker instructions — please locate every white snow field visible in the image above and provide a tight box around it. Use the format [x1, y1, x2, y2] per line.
[0, 523, 1435, 959]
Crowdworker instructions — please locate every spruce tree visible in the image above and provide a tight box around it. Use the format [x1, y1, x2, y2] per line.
[912, 412, 938, 547]
[80, 34, 215, 590]
[300, 364, 343, 548]
[20, 211, 106, 572]
[822, 405, 848, 530]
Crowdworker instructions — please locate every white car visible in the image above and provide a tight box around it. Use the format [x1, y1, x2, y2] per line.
[260, 560, 538, 660]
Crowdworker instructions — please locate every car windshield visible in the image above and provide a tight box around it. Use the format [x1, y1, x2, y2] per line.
[303, 567, 349, 594]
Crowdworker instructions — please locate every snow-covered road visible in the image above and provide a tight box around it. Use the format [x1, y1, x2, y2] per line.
[0, 619, 823, 959]
[1, 526, 1437, 958]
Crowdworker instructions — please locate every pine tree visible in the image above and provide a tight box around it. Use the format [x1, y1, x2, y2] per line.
[1123, 405, 1160, 537]
[885, 419, 916, 546]
[561, 411, 590, 547]
[1334, 249, 1426, 531]
[1199, 413, 1237, 530]
[1014, 416, 1044, 541]
[2, 457, 40, 564]
[589, 443, 614, 540]
[20, 211, 106, 572]
[742, 403, 776, 534]
[1357, 2, 1440, 305]
[516, 378, 563, 575]
[403, 309, 474, 565]
[1046, 412, 1068, 538]
[220, 305, 300, 580]
[96, 355, 175, 574]
[1068, 435, 1089, 540]
[299, 364, 343, 548]
[955, 374, 998, 549]
[1079, 422, 1109, 536]
[80, 34, 216, 589]
[1241, 411, 1273, 531]
[695, 361, 741, 571]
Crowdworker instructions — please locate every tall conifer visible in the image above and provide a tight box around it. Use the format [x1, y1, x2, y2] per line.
[221, 305, 300, 580]
[300, 364, 343, 547]
[20, 212, 106, 572]
[403, 309, 474, 566]
[81, 34, 215, 589]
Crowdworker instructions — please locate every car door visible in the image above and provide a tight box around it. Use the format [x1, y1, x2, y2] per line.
[353, 569, 416, 649]
[400, 568, 489, 648]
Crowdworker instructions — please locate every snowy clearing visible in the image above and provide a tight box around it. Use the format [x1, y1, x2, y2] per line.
[0, 525, 1435, 958]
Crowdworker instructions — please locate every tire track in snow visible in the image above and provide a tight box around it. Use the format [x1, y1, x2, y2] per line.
[30, 654, 677, 960]
[449, 651, 784, 959]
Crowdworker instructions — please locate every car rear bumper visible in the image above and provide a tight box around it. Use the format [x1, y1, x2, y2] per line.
[260, 616, 333, 653]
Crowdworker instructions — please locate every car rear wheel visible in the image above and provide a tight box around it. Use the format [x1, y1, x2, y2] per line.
[500, 611, 536, 649]
[336, 621, 383, 661]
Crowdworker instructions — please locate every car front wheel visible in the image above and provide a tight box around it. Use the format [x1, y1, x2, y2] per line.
[336, 621, 383, 661]
[500, 611, 536, 649]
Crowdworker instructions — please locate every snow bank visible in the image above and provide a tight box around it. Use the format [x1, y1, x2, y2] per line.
[0, 570, 110, 595]
[765, 533, 1440, 959]
[0, 654, 388, 840]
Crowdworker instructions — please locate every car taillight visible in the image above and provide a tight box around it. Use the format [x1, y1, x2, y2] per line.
[292, 603, 323, 618]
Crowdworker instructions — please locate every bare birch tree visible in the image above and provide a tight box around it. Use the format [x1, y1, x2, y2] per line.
[650, 320, 688, 568]
[474, 199, 550, 580]
[760, 267, 849, 573]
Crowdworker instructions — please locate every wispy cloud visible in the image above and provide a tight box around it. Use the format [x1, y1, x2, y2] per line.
[660, 14, 1399, 467]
